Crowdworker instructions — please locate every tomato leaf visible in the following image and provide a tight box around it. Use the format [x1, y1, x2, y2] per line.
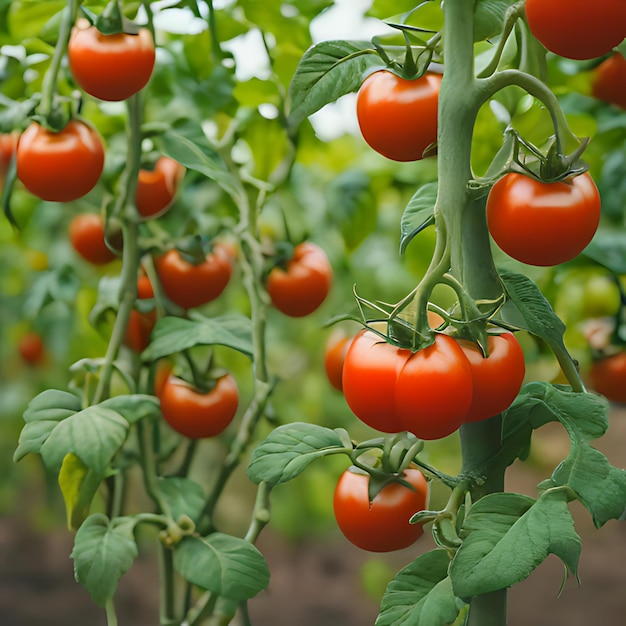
[287, 40, 380, 133]
[247, 422, 348, 485]
[58, 453, 103, 531]
[399, 182, 437, 254]
[450, 489, 581, 599]
[173, 533, 269, 601]
[99, 394, 161, 424]
[473, 0, 519, 42]
[143, 314, 254, 361]
[376, 549, 461, 626]
[583, 228, 626, 274]
[72, 514, 138, 607]
[157, 477, 206, 524]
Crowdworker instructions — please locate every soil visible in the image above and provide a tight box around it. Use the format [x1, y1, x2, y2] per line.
[2, 413, 625, 626]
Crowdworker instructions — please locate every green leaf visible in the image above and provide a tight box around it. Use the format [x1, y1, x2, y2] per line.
[99, 394, 161, 424]
[583, 228, 626, 274]
[142, 314, 254, 361]
[14, 420, 63, 462]
[450, 490, 581, 599]
[72, 514, 138, 607]
[40, 406, 129, 474]
[473, 0, 519, 42]
[59, 453, 103, 531]
[287, 40, 379, 133]
[173, 534, 269, 602]
[23, 388, 82, 422]
[247, 422, 347, 485]
[400, 182, 437, 254]
[89, 276, 121, 327]
[158, 477, 205, 524]
[376, 550, 460, 626]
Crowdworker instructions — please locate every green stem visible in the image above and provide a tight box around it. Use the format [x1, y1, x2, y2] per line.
[206, 0, 223, 62]
[159, 543, 177, 625]
[105, 598, 118, 626]
[137, 419, 172, 517]
[244, 481, 272, 543]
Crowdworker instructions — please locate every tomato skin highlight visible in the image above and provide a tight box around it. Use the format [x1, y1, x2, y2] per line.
[333, 468, 428, 552]
[395, 334, 473, 440]
[136, 156, 185, 218]
[160, 374, 239, 439]
[486, 172, 601, 267]
[457, 333, 526, 423]
[68, 23, 156, 101]
[525, 0, 626, 60]
[590, 352, 626, 404]
[342, 329, 408, 433]
[17, 121, 105, 202]
[156, 244, 233, 310]
[266, 242, 332, 317]
[69, 213, 118, 265]
[356, 70, 441, 162]
[591, 53, 626, 110]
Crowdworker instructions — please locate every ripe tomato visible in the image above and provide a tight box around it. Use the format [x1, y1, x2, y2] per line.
[68, 21, 155, 101]
[591, 53, 626, 109]
[18, 332, 45, 365]
[0, 132, 18, 188]
[160, 373, 239, 439]
[395, 334, 473, 440]
[69, 213, 118, 265]
[486, 172, 601, 266]
[457, 333, 525, 423]
[342, 329, 408, 433]
[16, 120, 104, 202]
[333, 467, 428, 552]
[136, 156, 185, 218]
[324, 331, 352, 391]
[525, 0, 626, 60]
[590, 352, 626, 404]
[266, 242, 332, 317]
[356, 70, 441, 162]
[124, 275, 156, 353]
[156, 244, 233, 309]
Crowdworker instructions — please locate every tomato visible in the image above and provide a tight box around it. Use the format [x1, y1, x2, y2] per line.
[124, 275, 156, 353]
[333, 467, 428, 552]
[395, 334, 474, 440]
[18, 332, 45, 365]
[525, 0, 626, 60]
[342, 329, 408, 433]
[324, 331, 352, 391]
[457, 333, 526, 423]
[0, 132, 18, 188]
[590, 352, 626, 404]
[136, 156, 186, 218]
[156, 244, 233, 309]
[486, 172, 601, 267]
[356, 70, 441, 162]
[68, 21, 155, 101]
[591, 53, 626, 109]
[266, 242, 332, 317]
[160, 374, 239, 439]
[16, 120, 104, 202]
[69, 213, 118, 265]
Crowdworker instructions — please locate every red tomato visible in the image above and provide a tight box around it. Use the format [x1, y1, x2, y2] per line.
[160, 374, 239, 439]
[124, 275, 156, 353]
[486, 172, 601, 266]
[525, 0, 626, 60]
[333, 467, 428, 552]
[395, 334, 474, 440]
[591, 53, 626, 109]
[0, 132, 18, 187]
[69, 213, 118, 265]
[136, 156, 185, 218]
[18, 332, 45, 365]
[156, 244, 233, 310]
[68, 21, 155, 101]
[16, 120, 104, 202]
[342, 329, 408, 433]
[457, 333, 526, 423]
[590, 352, 626, 404]
[266, 242, 332, 317]
[324, 331, 352, 391]
[356, 70, 441, 162]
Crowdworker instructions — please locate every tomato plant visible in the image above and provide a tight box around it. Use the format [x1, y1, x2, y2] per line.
[266, 241, 332, 317]
[333, 467, 428, 552]
[486, 172, 601, 266]
[124, 275, 156, 353]
[16, 120, 105, 202]
[69, 213, 118, 265]
[525, 0, 626, 60]
[590, 352, 626, 404]
[18, 331, 44, 365]
[591, 53, 626, 110]
[68, 20, 155, 102]
[159, 373, 239, 439]
[135, 156, 185, 218]
[0, 131, 18, 186]
[155, 244, 233, 310]
[356, 70, 441, 162]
